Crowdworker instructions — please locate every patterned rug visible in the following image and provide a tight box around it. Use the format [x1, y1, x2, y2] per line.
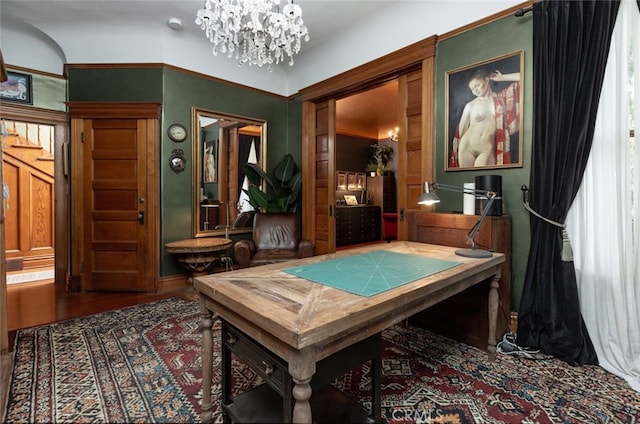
[5, 297, 640, 423]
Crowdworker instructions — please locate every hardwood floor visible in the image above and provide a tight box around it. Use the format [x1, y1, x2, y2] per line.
[6, 279, 193, 350]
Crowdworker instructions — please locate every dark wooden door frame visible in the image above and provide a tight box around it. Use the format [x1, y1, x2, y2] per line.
[0, 104, 68, 285]
[68, 102, 160, 293]
[300, 37, 436, 249]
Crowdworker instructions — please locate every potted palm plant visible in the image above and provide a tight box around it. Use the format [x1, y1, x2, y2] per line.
[242, 153, 302, 213]
[367, 144, 394, 176]
[366, 163, 379, 176]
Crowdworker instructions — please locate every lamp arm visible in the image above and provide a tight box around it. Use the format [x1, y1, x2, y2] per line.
[466, 194, 496, 249]
[419, 181, 497, 257]
[432, 182, 493, 198]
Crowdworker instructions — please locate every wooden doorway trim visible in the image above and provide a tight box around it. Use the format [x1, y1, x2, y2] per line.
[397, 59, 436, 241]
[68, 102, 160, 292]
[299, 38, 436, 102]
[0, 105, 68, 284]
[0, 104, 67, 381]
[302, 99, 336, 255]
[300, 37, 436, 249]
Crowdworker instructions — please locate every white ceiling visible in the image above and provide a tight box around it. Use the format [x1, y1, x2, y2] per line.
[0, 0, 524, 137]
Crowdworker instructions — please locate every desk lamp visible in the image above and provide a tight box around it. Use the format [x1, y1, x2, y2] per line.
[417, 182, 497, 258]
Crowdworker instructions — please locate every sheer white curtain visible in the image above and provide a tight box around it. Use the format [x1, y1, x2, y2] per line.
[566, 0, 640, 392]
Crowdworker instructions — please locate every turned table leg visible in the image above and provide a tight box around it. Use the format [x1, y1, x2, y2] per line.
[487, 270, 500, 361]
[291, 377, 313, 423]
[289, 351, 315, 424]
[199, 299, 214, 423]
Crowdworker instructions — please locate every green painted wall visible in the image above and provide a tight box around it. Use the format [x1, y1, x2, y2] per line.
[434, 14, 534, 311]
[6, 68, 66, 111]
[67, 67, 163, 101]
[66, 66, 300, 277]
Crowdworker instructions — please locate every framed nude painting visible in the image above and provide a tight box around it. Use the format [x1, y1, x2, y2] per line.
[445, 50, 524, 171]
[203, 139, 218, 183]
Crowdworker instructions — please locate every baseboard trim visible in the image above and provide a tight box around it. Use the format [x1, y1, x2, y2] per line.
[158, 274, 190, 293]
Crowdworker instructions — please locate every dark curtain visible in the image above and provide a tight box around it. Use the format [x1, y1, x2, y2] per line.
[517, 0, 620, 366]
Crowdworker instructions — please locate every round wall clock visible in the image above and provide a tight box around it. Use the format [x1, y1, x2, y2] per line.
[167, 123, 188, 142]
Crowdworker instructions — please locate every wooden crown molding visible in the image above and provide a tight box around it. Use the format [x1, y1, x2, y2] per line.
[0, 103, 67, 124]
[439, 0, 538, 41]
[67, 102, 160, 118]
[299, 37, 437, 102]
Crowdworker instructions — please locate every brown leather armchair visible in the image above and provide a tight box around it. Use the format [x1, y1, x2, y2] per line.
[233, 213, 315, 268]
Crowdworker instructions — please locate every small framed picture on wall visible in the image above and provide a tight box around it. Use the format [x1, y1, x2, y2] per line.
[336, 172, 347, 190]
[0, 71, 32, 105]
[347, 173, 357, 190]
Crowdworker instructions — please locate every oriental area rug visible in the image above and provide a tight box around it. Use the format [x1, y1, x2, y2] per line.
[4, 297, 640, 423]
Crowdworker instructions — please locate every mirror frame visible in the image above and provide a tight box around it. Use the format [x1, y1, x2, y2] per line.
[191, 107, 267, 238]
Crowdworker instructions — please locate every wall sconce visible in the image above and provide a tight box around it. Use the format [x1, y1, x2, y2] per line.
[418, 182, 496, 258]
[388, 127, 399, 142]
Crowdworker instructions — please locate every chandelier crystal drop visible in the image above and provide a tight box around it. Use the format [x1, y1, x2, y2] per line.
[195, 0, 309, 71]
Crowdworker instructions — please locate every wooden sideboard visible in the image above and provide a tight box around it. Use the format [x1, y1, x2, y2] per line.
[335, 205, 381, 246]
[406, 211, 512, 349]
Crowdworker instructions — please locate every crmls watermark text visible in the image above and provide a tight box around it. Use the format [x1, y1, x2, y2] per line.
[390, 408, 456, 423]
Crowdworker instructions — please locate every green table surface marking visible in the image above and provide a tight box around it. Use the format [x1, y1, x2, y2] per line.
[283, 250, 461, 297]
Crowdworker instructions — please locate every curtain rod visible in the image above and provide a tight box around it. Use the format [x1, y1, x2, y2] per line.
[514, 6, 533, 17]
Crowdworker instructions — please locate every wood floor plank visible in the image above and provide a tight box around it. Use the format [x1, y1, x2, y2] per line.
[6, 281, 193, 348]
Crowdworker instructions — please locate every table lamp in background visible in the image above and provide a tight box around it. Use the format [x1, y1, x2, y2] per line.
[417, 182, 497, 258]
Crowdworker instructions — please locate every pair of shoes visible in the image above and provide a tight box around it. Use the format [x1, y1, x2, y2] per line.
[497, 332, 540, 358]
[497, 332, 518, 353]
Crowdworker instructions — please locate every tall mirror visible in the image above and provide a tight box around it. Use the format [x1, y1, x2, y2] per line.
[192, 107, 267, 238]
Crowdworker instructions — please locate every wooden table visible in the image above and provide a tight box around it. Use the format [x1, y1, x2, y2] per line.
[165, 237, 232, 277]
[194, 241, 504, 423]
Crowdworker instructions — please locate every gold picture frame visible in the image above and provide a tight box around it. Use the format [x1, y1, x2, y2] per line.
[337, 172, 347, 190]
[445, 51, 524, 171]
[347, 173, 357, 190]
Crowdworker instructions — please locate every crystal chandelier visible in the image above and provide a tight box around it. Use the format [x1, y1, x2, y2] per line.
[195, 0, 309, 71]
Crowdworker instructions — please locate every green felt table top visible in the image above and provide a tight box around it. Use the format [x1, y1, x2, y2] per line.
[283, 250, 461, 297]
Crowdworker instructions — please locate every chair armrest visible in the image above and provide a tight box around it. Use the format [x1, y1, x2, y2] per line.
[234, 239, 256, 268]
[298, 240, 315, 259]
